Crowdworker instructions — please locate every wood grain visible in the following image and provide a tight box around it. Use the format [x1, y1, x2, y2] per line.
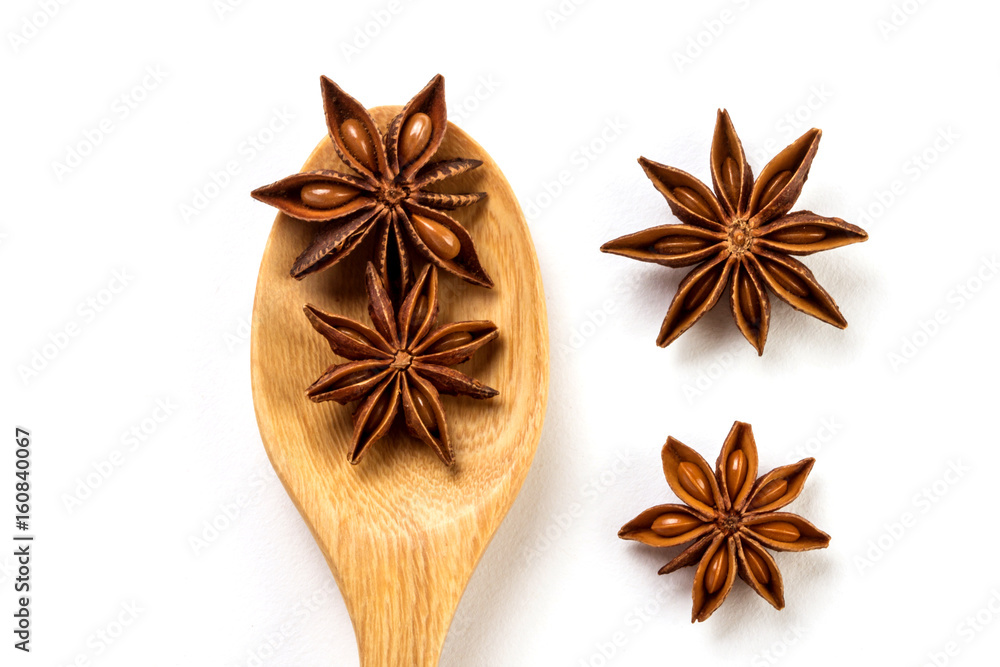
[250, 107, 549, 666]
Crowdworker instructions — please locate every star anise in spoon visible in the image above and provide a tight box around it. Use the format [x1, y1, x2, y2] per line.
[252, 74, 492, 291]
[304, 262, 498, 466]
[619, 421, 830, 622]
[601, 110, 867, 354]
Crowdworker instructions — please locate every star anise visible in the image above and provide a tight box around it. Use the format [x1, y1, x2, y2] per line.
[601, 110, 867, 354]
[304, 262, 498, 466]
[252, 74, 492, 291]
[619, 421, 830, 622]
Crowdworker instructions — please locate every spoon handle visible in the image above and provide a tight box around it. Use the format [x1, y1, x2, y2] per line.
[340, 526, 477, 666]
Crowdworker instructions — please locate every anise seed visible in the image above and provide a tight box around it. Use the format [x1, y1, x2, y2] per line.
[721, 156, 740, 204]
[651, 513, 701, 538]
[738, 271, 760, 323]
[726, 450, 747, 502]
[411, 214, 461, 260]
[409, 296, 429, 336]
[334, 368, 376, 390]
[672, 187, 715, 221]
[769, 225, 827, 244]
[749, 479, 788, 509]
[340, 119, 377, 171]
[683, 271, 717, 311]
[705, 547, 728, 594]
[300, 183, 357, 209]
[335, 326, 368, 345]
[411, 388, 438, 433]
[652, 236, 711, 255]
[399, 112, 432, 166]
[758, 170, 793, 209]
[765, 262, 811, 298]
[428, 331, 474, 354]
[678, 461, 713, 505]
[743, 544, 771, 584]
[363, 393, 390, 435]
[753, 521, 801, 543]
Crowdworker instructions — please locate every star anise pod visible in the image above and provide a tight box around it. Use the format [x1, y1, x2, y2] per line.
[304, 262, 498, 466]
[601, 110, 867, 354]
[619, 421, 830, 622]
[252, 74, 492, 291]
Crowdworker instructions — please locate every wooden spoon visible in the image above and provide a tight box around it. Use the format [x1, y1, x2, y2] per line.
[251, 106, 548, 666]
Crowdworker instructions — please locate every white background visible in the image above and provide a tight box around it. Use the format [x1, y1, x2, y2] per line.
[3, 0, 999, 665]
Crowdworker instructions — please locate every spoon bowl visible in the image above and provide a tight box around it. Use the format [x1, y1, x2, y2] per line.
[251, 107, 548, 666]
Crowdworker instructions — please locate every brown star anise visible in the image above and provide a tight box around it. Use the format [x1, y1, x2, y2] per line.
[304, 262, 498, 466]
[601, 110, 867, 354]
[619, 421, 831, 622]
[252, 74, 492, 291]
